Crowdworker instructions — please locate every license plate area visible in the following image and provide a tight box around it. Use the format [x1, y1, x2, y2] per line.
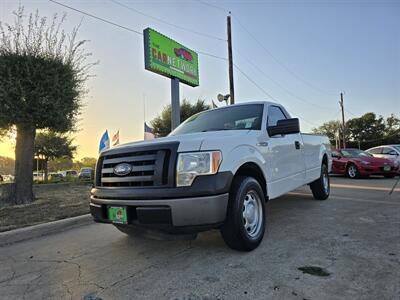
[108, 206, 128, 224]
[383, 166, 391, 171]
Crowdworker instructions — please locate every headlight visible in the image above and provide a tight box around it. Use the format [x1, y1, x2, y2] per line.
[360, 161, 370, 165]
[176, 151, 222, 187]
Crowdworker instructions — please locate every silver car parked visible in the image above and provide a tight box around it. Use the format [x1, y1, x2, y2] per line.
[366, 145, 400, 165]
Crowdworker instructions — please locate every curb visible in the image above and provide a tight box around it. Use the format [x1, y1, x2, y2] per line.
[0, 214, 93, 247]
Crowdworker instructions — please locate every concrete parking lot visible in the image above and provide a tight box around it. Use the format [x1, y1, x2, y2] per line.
[0, 176, 399, 300]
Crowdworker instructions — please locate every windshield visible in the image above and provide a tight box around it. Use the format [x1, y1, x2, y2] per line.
[341, 149, 373, 158]
[170, 104, 264, 136]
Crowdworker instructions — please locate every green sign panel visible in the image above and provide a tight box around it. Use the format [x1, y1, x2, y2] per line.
[144, 28, 199, 87]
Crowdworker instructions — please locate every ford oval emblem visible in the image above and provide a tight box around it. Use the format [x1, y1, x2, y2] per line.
[113, 163, 132, 176]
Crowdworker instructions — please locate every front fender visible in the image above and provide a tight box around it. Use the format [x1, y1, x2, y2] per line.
[219, 144, 268, 179]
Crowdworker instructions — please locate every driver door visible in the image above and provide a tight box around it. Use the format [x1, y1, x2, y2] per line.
[264, 105, 305, 198]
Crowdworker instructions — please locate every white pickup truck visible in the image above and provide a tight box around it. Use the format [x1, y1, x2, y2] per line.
[90, 101, 332, 251]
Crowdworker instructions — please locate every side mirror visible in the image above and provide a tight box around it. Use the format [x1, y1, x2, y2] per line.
[332, 154, 342, 159]
[267, 118, 300, 137]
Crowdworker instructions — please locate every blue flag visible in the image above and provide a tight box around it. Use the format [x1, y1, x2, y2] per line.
[99, 130, 110, 153]
[144, 122, 155, 140]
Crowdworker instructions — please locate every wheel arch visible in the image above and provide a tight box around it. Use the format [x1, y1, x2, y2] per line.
[322, 153, 328, 166]
[233, 162, 268, 200]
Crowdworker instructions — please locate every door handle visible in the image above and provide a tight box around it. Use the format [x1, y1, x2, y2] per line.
[257, 142, 269, 147]
[295, 141, 301, 150]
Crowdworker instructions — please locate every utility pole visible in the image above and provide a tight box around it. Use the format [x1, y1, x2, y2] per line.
[339, 92, 346, 148]
[227, 13, 235, 105]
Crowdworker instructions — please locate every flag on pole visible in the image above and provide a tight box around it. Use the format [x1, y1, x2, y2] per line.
[99, 130, 110, 153]
[112, 130, 119, 146]
[144, 122, 155, 140]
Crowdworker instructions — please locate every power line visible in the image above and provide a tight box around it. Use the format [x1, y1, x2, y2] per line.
[233, 16, 337, 97]
[233, 63, 276, 100]
[345, 108, 358, 118]
[195, 0, 229, 13]
[234, 48, 336, 110]
[195, 1, 338, 97]
[110, 0, 226, 42]
[197, 50, 227, 61]
[49, 0, 143, 35]
[49, 0, 225, 62]
[233, 63, 319, 127]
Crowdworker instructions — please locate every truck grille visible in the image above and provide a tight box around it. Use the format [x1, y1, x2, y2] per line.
[97, 143, 178, 188]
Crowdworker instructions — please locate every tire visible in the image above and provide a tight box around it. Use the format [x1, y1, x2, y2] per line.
[384, 174, 395, 179]
[346, 163, 360, 179]
[310, 163, 330, 200]
[221, 176, 266, 251]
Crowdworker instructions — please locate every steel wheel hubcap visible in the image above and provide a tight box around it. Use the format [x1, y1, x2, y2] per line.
[242, 190, 263, 238]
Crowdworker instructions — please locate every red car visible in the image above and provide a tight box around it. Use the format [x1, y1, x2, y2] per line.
[331, 148, 399, 178]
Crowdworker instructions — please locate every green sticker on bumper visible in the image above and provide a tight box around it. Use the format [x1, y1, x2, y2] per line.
[108, 206, 128, 224]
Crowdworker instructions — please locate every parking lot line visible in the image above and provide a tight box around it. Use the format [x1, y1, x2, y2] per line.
[331, 183, 400, 193]
[288, 192, 400, 205]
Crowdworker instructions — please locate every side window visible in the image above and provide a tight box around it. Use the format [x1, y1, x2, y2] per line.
[267, 106, 287, 127]
[382, 147, 397, 155]
[368, 148, 382, 154]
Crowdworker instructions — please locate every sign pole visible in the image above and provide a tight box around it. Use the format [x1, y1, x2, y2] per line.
[171, 77, 180, 130]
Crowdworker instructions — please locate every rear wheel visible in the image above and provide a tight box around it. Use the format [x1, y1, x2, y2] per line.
[221, 176, 266, 251]
[346, 163, 359, 179]
[310, 163, 330, 200]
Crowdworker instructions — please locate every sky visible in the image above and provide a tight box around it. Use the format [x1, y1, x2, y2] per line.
[0, 0, 399, 159]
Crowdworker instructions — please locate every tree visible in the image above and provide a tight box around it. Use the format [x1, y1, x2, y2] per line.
[73, 157, 97, 171]
[346, 113, 385, 144]
[313, 112, 399, 150]
[312, 120, 342, 145]
[34, 131, 76, 181]
[0, 156, 15, 175]
[150, 99, 211, 137]
[0, 129, 7, 141]
[48, 157, 74, 172]
[0, 7, 94, 203]
[384, 114, 400, 144]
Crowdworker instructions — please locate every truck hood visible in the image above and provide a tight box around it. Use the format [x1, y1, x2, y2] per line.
[103, 130, 250, 153]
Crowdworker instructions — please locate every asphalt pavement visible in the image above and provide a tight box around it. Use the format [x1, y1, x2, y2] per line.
[0, 176, 399, 300]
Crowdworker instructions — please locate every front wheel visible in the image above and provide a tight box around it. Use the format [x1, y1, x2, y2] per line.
[346, 163, 360, 179]
[310, 163, 330, 200]
[221, 176, 266, 251]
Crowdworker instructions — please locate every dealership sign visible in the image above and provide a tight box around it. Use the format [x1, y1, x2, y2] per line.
[144, 28, 199, 87]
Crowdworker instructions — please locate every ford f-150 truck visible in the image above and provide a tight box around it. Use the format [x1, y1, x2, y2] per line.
[90, 101, 332, 251]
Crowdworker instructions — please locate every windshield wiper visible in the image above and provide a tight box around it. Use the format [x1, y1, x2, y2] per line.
[201, 128, 232, 132]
